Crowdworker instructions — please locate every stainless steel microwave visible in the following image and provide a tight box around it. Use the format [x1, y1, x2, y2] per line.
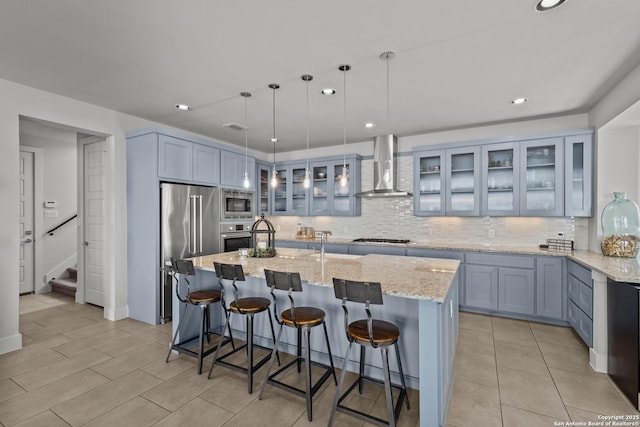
[221, 189, 254, 220]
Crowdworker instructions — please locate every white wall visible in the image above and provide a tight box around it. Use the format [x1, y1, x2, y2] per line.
[20, 120, 77, 290]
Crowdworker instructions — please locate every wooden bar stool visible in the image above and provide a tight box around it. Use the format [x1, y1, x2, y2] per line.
[258, 269, 337, 421]
[329, 278, 410, 427]
[207, 262, 280, 394]
[165, 258, 234, 375]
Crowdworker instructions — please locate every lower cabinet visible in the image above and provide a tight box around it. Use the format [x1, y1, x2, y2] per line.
[464, 265, 499, 310]
[498, 267, 535, 315]
[567, 260, 593, 346]
[348, 244, 406, 256]
[535, 257, 566, 321]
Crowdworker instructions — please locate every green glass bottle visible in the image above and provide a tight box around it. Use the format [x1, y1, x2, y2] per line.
[601, 192, 640, 257]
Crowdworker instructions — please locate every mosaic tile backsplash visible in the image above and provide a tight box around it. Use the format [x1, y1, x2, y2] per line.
[267, 157, 589, 250]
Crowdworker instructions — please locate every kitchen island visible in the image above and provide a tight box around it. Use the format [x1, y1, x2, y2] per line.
[173, 248, 460, 427]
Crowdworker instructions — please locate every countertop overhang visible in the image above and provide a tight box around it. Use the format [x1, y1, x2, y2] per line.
[189, 248, 460, 303]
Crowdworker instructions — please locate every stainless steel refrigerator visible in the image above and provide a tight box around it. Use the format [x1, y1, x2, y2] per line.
[160, 183, 220, 323]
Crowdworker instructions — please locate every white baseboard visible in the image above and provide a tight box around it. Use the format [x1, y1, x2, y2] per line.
[590, 347, 608, 373]
[0, 333, 23, 355]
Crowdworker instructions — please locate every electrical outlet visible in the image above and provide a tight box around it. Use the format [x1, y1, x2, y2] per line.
[44, 210, 58, 218]
[276, 225, 281, 231]
[488, 229, 495, 238]
[343, 227, 348, 234]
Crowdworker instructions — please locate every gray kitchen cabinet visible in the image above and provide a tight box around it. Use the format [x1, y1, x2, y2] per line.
[413, 149, 446, 216]
[275, 240, 309, 250]
[270, 162, 309, 216]
[564, 133, 593, 217]
[256, 161, 271, 216]
[158, 133, 223, 186]
[309, 157, 361, 217]
[567, 259, 593, 346]
[446, 146, 481, 216]
[158, 134, 193, 181]
[309, 241, 350, 254]
[498, 267, 535, 315]
[464, 264, 499, 310]
[413, 147, 480, 216]
[481, 141, 520, 216]
[220, 149, 255, 190]
[464, 253, 535, 314]
[536, 257, 566, 321]
[519, 137, 564, 217]
[348, 244, 406, 256]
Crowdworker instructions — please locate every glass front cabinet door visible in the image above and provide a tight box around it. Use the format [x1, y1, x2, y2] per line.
[519, 137, 564, 217]
[289, 163, 309, 216]
[564, 133, 593, 217]
[257, 162, 271, 215]
[271, 165, 289, 214]
[309, 156, 361, 216]
[414, 150, 446, 216]
[446, 146, 480, 216]
[482, 142, 519, 216]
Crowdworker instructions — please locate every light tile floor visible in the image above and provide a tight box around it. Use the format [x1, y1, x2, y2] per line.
[1, 294, 638, 426]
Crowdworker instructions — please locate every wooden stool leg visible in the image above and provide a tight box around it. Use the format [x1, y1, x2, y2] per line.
[304, 326, 313, 421]
[329, 341, 352, 427]
[258, 322, 284, 400]
[381, 347, 396, 427]
[322, 321, 337, 384]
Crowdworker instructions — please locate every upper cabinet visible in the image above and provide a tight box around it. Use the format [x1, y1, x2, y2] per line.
[265, 155, 361, 217]
[564, 133, 593, 217]
[220, 150, 255, 190]
[414, 147, 480, 216]
[256, 162, 271, 216]
[519, 137, 564, 217]
[413, 129, 594, 218]
[481, 142, 519, 216]
[158, 134, 221, 186]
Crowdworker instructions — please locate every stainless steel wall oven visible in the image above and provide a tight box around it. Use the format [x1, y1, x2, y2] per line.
[220, 222, 252, 252]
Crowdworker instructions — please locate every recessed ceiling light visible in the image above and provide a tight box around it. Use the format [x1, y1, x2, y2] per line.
[535, 0, 566, 12]
[364, 122, 376, 128]
[321, 88, 336, 95]
[175, 104, 192, 111]
[512, 97, 528, 105]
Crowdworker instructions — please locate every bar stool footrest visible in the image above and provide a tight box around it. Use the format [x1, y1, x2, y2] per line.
[336, 375, 407, 427]
[169, 333, 232, 360]
[215, 343, 275, 375]
[266, 358, 334, 398]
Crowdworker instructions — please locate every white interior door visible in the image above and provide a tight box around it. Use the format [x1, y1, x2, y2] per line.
[83, 140, 105, 306]
[19, 151, 35, 294]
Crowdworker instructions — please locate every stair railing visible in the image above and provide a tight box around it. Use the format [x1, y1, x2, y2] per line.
[44, 214, 78, 236]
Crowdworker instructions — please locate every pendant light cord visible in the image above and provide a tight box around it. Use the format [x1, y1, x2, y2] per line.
[306, 79, 310, 170]
[342, 66, 347, 168]
[244, 96, 248, 172]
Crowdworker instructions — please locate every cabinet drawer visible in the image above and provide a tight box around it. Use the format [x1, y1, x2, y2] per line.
[577, 280, 593, 318]
[406, 248, 464, 261]
[568, 300, 593, 347]
[568, 274, 580, 303]
[348, 245, 406, 256]
[466, 252, 534, 269]
[568, 260, 591, 287]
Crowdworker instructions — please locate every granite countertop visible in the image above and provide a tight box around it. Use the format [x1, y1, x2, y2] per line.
[189, 248, 460, 303]
[277, 237, 640, 284]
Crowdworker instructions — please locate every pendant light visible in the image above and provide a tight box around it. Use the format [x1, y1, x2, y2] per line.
[240, 91, 251, 189]
[268, 83, 280, 188]
[381, 51, 395, 185]
[301, 74, 313, 189]
[338, 64, 351, 187]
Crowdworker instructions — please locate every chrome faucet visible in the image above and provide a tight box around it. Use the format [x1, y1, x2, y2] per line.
[319, 231, 332, 256]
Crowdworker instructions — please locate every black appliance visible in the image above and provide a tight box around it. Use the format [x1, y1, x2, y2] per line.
[219, 222, 252, 253]
[607, 278, 640, 409]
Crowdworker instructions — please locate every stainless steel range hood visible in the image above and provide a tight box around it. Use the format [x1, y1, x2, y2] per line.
[355, 134, 412, 198]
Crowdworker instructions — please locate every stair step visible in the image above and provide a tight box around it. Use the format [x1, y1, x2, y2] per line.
[67, 267, 77, 280]
[50, 278, 77, 297]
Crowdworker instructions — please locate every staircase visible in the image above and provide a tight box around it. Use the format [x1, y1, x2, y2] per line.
[49, 267, 77, 297]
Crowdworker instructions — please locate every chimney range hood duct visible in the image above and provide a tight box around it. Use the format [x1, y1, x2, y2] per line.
[355, 134, 412, 198]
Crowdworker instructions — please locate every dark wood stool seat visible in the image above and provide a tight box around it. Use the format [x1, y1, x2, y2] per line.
[229, 297, 270, 314]
[166, 259, 234, 375]
[348, 319, 399, 345]
[329, 278, 409, 427]
[186, 289, 221, 304]
[258, 270, 337, 422]
[281, 307, 325, 327]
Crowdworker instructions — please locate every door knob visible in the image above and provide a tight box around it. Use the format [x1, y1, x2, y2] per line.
[21, 239, 32, 244]
[83, 241, 89, 246]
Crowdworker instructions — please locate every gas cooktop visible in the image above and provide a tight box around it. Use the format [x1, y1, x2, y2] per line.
[351, 238, 410, 244]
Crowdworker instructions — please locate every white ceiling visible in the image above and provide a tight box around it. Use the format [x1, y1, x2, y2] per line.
[2, 0, 640, 153]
